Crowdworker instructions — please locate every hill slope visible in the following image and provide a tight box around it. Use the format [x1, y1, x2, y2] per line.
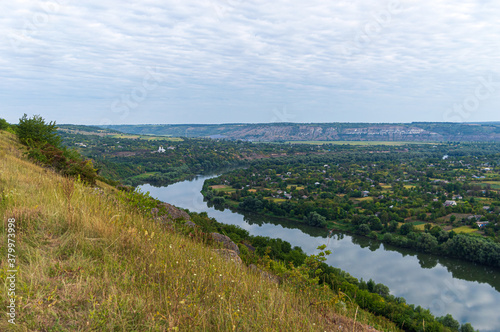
[0, 131, 398, 331]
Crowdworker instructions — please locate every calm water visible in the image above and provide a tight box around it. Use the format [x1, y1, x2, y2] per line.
[139, 175, 500, 331]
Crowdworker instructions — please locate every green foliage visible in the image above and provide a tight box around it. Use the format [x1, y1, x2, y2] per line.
[212, 196, 226, 205]
[0, 118, 10, 131]
[460, 322, 476, 332]
[25, 143, 98, 184]
[199, 140, 500, 267]
[238, 196, 263, 211]
[17, 114, 61, 147]
[286, 245, 331, 290]
[118, 188, 160, 214]
[304, 211, 327, 227]
[14, 115, 99, 185]
[443, 233, 500, 266]
[357, 223, 371, 235]
[399, 223, 414, 235]
[437, 314, 460, 330]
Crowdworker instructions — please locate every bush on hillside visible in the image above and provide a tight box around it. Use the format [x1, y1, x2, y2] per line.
[0, 118, 10, 131]
[16, 114, 61, 147]
[16, 114, 98, 185]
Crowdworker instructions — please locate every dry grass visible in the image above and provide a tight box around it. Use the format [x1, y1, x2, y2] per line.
[0, 131, 399, 331]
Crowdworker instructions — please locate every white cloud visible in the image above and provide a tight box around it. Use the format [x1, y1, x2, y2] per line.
[1, 0, 500, 124]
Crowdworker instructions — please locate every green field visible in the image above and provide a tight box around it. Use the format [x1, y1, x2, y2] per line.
[130, 172, 160, 180]
[485, 181, 500, 189]
[209, 185, 237, 193]
[264, 197, 287, 203]
[284, 141, 437, 146]
[453, 226, 479, 234]
[353, 197, 374, 202]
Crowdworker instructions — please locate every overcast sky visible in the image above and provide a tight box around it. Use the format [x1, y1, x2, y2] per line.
[1, 0, 500, 125]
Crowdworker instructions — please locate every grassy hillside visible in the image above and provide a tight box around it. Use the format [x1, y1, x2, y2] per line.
[0, 130, 400, 331]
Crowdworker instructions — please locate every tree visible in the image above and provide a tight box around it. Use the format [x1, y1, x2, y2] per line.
[16, 114, 61, 147]
[460, 322, 476, 332]
[304, 211, 327, 227]
[373, 283, 390, 297]
[358, 224, 371, 235]
[369, 216, 383, 230]
[437, 314, 460, 330]
[399, 223, 414, 235]
[417, 233, 438, 253]
[212, 196, 225, 205]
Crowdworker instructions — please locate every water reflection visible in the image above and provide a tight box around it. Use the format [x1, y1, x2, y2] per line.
[139, 176, 500, 331]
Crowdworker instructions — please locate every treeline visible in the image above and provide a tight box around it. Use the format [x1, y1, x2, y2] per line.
[356, 217, 500, 267]
[205, 185, 500, 267]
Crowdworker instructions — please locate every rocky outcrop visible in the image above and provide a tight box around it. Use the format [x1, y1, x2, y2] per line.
[151, 203, 191, 231]
[159, 202, 190, 221]
[211, 233, 240, 254]
[241, 242, 256, 252]
[212, 249, 242, 265]
[185, 220, 197, 228]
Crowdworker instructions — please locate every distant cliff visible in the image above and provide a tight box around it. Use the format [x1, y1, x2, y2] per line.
[100, 122, 500, 142]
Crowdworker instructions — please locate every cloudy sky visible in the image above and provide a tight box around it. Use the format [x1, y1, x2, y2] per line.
[2, 0, 500, 125]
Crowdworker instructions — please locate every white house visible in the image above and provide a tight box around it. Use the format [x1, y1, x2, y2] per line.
[476, 221, 489, 228]
[158, 146, 166, 153]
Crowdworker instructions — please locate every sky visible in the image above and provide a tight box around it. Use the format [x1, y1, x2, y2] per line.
[1, 0, 500, 125]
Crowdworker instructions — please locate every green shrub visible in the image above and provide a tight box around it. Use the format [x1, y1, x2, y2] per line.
[15, 114, 98, 185]
[0, 118, 10, 131]
[16, 114, 60, 147]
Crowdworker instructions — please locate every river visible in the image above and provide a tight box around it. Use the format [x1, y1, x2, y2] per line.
[139, 175, 500, 331]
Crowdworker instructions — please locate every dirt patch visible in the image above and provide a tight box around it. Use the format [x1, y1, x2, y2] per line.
[210, 185, 229, 189]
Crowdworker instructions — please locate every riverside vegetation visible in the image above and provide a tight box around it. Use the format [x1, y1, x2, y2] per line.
[0, 116, 477, 331]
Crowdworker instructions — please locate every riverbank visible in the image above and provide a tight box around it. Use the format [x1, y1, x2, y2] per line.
[202, 188, 500, 269]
